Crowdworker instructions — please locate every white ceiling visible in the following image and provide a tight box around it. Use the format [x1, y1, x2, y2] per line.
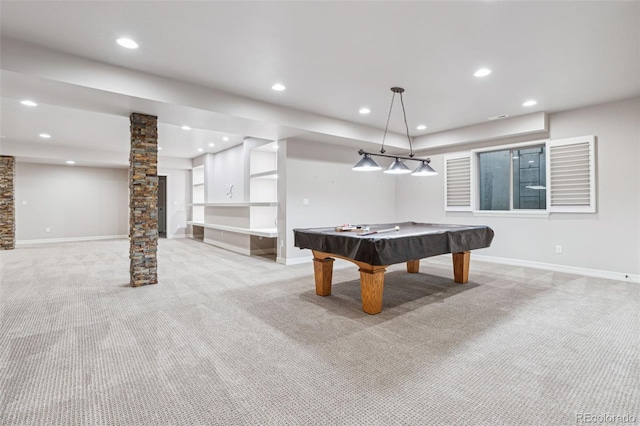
[1, 1, 638, 167]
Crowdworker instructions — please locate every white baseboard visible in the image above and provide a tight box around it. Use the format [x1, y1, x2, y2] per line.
[166, 234, 188, 239]
[278, 255, 314, 265]
[472, 254, 639, 283]
[16, 235, 128, 245]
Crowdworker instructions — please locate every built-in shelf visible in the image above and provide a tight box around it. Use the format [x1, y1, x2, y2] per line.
[191, 202, 277, 207]
[250, 170, 278, 179]
[189, 140, 278, 258]
[187, 221, 278, 238]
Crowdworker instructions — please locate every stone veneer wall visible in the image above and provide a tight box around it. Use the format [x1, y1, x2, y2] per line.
[129, 113, 158, 286]
[0, 156, 16, 250]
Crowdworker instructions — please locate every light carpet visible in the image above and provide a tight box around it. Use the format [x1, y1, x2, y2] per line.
[0, 238, 638, 425]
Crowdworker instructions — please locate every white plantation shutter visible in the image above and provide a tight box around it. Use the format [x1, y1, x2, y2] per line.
[444, 153, 472, 211]
[547, 135, 596, 212]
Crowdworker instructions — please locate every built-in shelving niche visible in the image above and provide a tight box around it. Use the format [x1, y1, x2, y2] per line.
[188, 139, 278, 257]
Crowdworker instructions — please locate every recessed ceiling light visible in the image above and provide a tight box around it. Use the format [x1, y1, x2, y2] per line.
[21, 100, 38, 107]
[271, 83, 286, 91]
[209, 143, 215, 147]
[523, 100, 537, 107]
[158, 146, 162, 150]
[197, 148, 203, 152]
[39, 133, 51, 139]
[474, 68, 492, 77]
[416, 124, 427, 130]
[273, 144, 278, 150]
[181, 125, 191, 131]
[66, 160, 75, 165]
[359, 107, 371, 115]
[116, 38, 138, 49]
[222, 137, 229, 141]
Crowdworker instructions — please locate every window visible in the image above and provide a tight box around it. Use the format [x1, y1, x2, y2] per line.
[478, 145, 546, 211]
[444, 136, 595, 214]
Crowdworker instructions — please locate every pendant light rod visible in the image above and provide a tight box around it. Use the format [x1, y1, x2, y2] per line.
[380, 88, 398, 154]
[357, 149, 431, 164]
[396, 88, 415, 158]
[379, 87, 415, 156]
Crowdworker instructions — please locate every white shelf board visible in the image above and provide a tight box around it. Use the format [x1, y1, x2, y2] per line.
[187, 222, 278, 238]
[189, 202, 277, 207]
[193, 182, 205, 187]
[250, 170, 278, 179]
[247, 202, 278, 207]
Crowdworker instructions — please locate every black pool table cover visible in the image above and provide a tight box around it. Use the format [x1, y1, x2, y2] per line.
[294, 222, 494, 266]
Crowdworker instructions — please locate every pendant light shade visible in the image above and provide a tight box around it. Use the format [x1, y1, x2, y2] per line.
[352, 154, 382, 171]
[384, 158, 412, 174]
[411, 160, 438, 176]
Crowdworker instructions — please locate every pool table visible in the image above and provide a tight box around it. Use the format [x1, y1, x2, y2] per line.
[294, 222, 494, 314]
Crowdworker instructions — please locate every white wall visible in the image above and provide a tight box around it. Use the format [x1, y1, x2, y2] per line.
[395, 97, 640, 278]
[283, 139, 397, 262]
[158, 167, 190, 238]
[15, 163, 128, 242]
[209, 144, 246, 203]
[14, 163, 189, 242]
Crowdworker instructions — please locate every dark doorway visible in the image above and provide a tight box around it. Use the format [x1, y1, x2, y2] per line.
[158, 175, 167, 238]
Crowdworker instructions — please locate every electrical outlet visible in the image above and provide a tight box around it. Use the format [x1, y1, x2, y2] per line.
[45, 227, 51, 233]
[555, 245, 562, 253]
[303, 198, 309, 205]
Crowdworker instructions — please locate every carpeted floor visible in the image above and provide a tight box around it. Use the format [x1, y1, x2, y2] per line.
[0, 238, 638, 425]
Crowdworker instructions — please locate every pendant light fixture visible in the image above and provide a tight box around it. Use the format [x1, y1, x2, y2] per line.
[385, 158, 412, 174]
[352, 87, 437, 176]
[352, 153, 382, 171]
[411, 160, 437, 176]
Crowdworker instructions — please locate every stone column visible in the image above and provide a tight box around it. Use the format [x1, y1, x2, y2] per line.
[129, 113, 158, 286]
[0, 156, 16, 250]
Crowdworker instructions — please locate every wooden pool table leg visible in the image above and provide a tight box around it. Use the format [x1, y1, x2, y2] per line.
[313, 256, 334, 296]
[406, 259, 420, 273]
[359, 266, 386, 315]
[453, 251, 470, 283]
[312, 250, 389, 315]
